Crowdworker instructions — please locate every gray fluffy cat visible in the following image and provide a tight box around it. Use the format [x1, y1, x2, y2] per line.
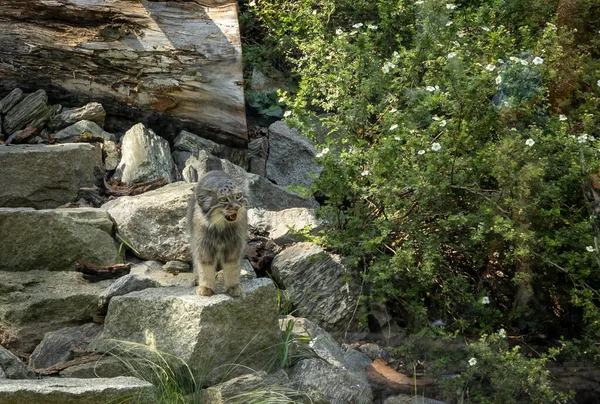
[187, 170, 248, 297]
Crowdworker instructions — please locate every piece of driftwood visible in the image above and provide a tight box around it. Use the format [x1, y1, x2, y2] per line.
[35, 353, 105, 375]
[76, 260, 131, 282]
[0, 0, 247, 146]
[367, 358, 436, 396]
[104, 177, 168, 197]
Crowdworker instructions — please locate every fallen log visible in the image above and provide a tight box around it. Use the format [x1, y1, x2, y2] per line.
[75, 260, 131, 282]
[104, 177, 168, 197]
[35, 353, 104, 375]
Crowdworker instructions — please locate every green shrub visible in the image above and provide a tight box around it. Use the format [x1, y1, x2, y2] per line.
[246, 0, 600, 342]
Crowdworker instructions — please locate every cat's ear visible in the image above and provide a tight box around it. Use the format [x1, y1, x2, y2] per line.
[194, 185, 216, 214]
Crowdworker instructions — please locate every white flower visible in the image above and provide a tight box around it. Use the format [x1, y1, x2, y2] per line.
[426, 86, 437, 92]
[469, 357, 477, 366]
[457, 31, 466, 38]
[283, 110, 292, 118]
[481, 26, 490, 31]
[578, 134, 588, 143]
[415, 0, 424, 4]
[382, 61, 396, 74]
[278, 97, 285, 103]
[509, 56, 518, 62]
[389, 124, 399, 131]
[481, 296, 490, 304]
[393, 51, 399, 59]
[368, 24, 378, 30]
[249, 0, 256, 6]
[495, 75, 502, 84]
[485, 64, 496, 71]
[432, 116, 441, 121]
[431, 142, 441, 151]
[520, 59, 529, 66]
[559, 115, 567, 121]
[532, 56, 544, 65]
[361, 169, 370, 176]
[597, 79, 600, 87]
[315, 147, 329, 158]
[498, 59, 504, 64]
[498, 328, 507, 338]
[446, 21, 454, 27]
[586, 246, 595, 252]
[525, 138, 535, 147]
[394, 136, 402, 141]
[510, 127, 517, 132]
[446, 3, 456, 9]
[418, 149, 426, 155]
[440, 120, 447, 127]
[447, 52, 457, 59]
[335, 28, 344, 36]
[352, 23, 363, 29]
[389, 108, 397, 113]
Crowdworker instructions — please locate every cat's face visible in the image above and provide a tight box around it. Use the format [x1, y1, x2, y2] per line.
[212, 184, 247, 223]
[195, 171, 248, 225]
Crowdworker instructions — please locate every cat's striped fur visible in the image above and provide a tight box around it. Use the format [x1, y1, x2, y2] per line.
[187, 170, 248, 297]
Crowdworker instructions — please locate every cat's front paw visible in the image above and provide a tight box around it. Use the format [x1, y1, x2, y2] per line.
[197, 286, 214, 296]
[227, 284, 243, 297]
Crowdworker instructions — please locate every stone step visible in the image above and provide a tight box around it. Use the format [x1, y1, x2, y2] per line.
[98, 278, 280, 385]
[0, 208, 117, 272]
[0, 377, 154, 404]
[0, 144, 102, 209]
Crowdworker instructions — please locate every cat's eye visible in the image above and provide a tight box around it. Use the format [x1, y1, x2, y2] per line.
[219, 197, 228, 202]
[235, 192, 243, 199]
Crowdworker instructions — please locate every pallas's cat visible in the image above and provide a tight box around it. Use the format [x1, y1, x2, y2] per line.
[187, 170, 248, 297]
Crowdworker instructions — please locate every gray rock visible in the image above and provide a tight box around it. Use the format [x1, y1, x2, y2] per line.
[3, 90, 49, 134]
[103, 140, 120, 171]
[113, 123, 175, 185]
[0, 376, 154, 404]
[0, 345, 32, 379]
[0, 271, 112, 353]
[177, 149, 247, 183]
[59, 356, 129, 379]
[0, 208, 117, 272]
[29, 324, 102, 370]
[198, 370, 300, 403]
[289, 358, 373, 404]
[357, 342, 386, 361]
[248, 208, 323, 244]
[279, 316, 344, 367]
[0, 88, 24, 115]
[130, 260, 196, 288]
[162, 261, 191, 273]
[246, 173, 319, 211]
[248, 137, 268, 176]
[266, 120, 322, 188]
[271, 243, 362, 333]
[173, 129, 246, 168]
[384, 395, 447, 404]
[250, 67, 287, 92]
[0, 143, 103, 209]
[48, 102, 106, 131]
[102, 182, 194, 262]
[100, 278, 279, 384]
[342, 348, 372, 384]
[52, 120, 116, 143]
[98, 274, 160, 310]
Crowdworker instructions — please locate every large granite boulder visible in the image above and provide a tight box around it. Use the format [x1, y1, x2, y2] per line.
[0, 144, 103, 209]
[102, 182, 193, 262]
[0, 377, 154, 404]
[172, 130, 246, 168]
[0, 271, 112, 353]
[271, 243, 362, 333]
[246, 173, 319, 211]
[113, 123, 175, 185]
[266, 120, 322, 189]
[100, 278, 279, 384]
[289, 358, 373, 404]
[248, 208, 323, 244]
[0, 208, 117, 272]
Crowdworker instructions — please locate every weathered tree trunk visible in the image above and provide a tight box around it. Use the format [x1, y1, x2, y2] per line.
[0, 0, 247, 147]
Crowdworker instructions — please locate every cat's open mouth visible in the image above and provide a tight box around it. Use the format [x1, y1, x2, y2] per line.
[224, 213, 238, 222]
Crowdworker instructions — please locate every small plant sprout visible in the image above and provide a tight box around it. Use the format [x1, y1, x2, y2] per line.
[498, 328, 507, 338]
[469, 357, 477, 366]
[431, 142, 441, 151]
[586, 246, 595, 252]
[532, 56, 544, 65]
[389, 124, 399, 131]
[481, 296, 490, 304]
[559, 114, 567, 121]
[525, 138, 535, 147]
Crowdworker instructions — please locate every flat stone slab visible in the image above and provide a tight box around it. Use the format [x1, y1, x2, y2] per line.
[100, 278, 279, 384]
[0, 376, 154, 404]
[0, 271, 112, 353]
[0, 208, 117, 272]
[0, 144, 102, 209]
